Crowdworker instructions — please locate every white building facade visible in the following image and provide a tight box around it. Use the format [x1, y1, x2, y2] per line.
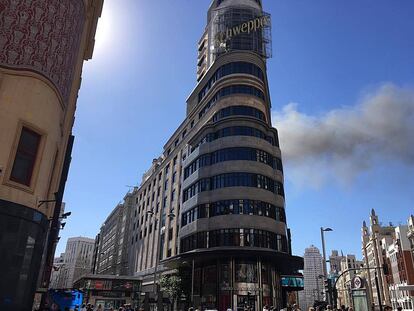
[59, 237, 95, 288]
[300, 246, 324, 311]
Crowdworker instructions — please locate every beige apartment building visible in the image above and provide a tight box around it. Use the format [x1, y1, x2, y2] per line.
[362, 210, 394, 307]
[0, 1, 102, 309]
[94, 192, 135, 276]
[362, 210, 414, 310]
[336, 255, 364, 308]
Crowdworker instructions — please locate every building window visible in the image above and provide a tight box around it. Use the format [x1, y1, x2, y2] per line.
[175, 139, 179, 147]
[180, 229, 288, 253]
[10, 127, 41, 186]
[184, 147, 282, 180]
[181, 199, 286, 227]
[183, 173, 284, 202]
[198, 85, 265, 120]
[236, 260, 258, 283]
[190, 120, 195, 128]
[212, 105, 266, 123]
[172, 172, 177, 183]
[197, 62, 264, 104]
[192, 126, 277, 151]
[182, 129, 187, 138]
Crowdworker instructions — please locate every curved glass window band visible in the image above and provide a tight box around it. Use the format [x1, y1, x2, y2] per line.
[199, 85, 265, 119]
[192, 126, 278, 152]
[198, 62, 264, 103]
[183, 172, 285, 202]
[181, 199, 286, 227]
[184, 147, 283, 180]
[180, 229, 288, 253]
[212, 105, 266, 122]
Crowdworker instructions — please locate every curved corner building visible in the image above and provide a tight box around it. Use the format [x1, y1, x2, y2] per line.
[127, 1, 303, 311]
[0, 1, 102, 310]
[178, 0, 303, 309]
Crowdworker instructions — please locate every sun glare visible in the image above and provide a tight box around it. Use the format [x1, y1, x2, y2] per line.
[94, 3, 113, 52]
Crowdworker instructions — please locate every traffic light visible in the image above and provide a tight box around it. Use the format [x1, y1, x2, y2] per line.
[324, 278, 333, 305]
[324, 279, 331, 292]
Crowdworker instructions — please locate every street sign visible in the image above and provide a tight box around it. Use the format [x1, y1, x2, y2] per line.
[351, 276, 364, 289]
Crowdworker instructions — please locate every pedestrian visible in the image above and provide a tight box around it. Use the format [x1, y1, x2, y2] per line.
[264, 305, 269, 311]
[397, 306, 403, 311]
[308, 308, 315, 311]
[326, 306, 332, 311]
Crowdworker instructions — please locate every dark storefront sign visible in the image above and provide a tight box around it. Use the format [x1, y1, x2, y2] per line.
[84, 279, 138, 292]
[93, 291, 125, 298]
[221, 287, 263, 293]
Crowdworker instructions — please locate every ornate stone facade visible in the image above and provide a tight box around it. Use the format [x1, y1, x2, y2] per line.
[0, 0, 85, 103]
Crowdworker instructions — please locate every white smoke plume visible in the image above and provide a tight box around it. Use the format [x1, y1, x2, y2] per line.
[272, 84, 414, 187]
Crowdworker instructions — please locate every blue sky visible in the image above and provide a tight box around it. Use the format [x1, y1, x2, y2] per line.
[56, 0, 414, 259]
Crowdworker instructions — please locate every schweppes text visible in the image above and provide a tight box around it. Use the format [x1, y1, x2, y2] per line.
[215, 15, 271, 46]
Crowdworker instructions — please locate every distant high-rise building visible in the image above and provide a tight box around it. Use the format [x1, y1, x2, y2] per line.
[0, 1, 102, 308]
[59, 237, 95, 288]
[300, 246, 324, 311]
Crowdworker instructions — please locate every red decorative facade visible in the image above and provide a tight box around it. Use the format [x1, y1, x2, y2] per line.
[0, 0, 85, 104]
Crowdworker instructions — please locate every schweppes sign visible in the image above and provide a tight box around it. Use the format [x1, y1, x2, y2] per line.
[214, 15, 271, 48]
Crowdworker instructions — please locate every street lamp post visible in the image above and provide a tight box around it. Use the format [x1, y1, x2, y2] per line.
[147, 211, 175, 311]
[320, 227, 333, 303]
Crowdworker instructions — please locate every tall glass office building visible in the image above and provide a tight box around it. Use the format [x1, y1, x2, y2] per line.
[126, 1, 303, 310]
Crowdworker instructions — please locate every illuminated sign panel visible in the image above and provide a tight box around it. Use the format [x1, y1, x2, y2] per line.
[281, 276, 304, 289]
